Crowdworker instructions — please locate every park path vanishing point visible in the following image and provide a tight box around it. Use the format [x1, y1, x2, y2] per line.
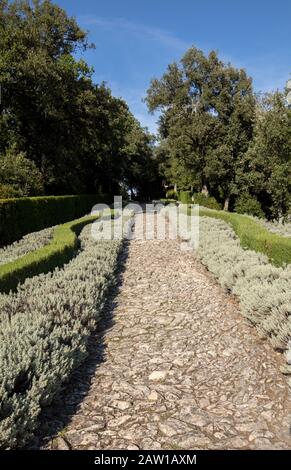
[45, 212, 291, 450]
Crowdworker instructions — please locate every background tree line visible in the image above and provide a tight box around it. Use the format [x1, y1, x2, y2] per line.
[0, 1, 290, 220]
[0, 0, 161, 200]
[146, 48, 291, 220]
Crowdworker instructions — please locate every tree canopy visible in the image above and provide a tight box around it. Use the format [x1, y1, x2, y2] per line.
[146, 46, 290, 219]
[146, 47, 256, 210]
[237, 92, 291, 219]
[0, 0, 160, 199]
[0, 2, 290, 219]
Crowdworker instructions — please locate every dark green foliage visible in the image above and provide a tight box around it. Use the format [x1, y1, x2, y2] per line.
[0, 185, 20, 199]
[160, 198, 177, 205]
[121, 118, 162, 200]
[179, 191, 221, 209]
[0, 1, 159, 198]
[192, 193, 221, 210]
[146, 46, 256, 209]
[146, 47, 291, 218]
[0, 215, 97, 293]
[165, 189, 178, 200]
[0, 146, 44, 197]
[179, 190, 193, 204]
[191, 207, 291, 267]
[0, 194, 109, 246]
[235, 193, 265, 218]
[237, 92, 291, 220]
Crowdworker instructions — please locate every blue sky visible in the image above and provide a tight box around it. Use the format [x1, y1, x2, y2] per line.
[58, 0, 291, 133]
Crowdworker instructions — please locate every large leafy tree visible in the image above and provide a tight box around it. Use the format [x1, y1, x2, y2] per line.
[0, 145, 44, 197]
[0, 0, 93, 193]
[237, 92, 291, 220]
[0, 0, 157, 198]
[122, 117, 161, 200]
[146, 47, 256, 209]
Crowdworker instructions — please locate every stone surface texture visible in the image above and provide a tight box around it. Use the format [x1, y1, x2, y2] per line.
[42, 213, 291, 450]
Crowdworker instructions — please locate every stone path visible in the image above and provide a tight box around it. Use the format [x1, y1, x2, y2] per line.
[46, 213, 291, 450]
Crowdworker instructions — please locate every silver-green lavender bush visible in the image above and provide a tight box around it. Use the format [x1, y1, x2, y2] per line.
[249, 215, 291, 238]
[165, 206, 291, 363]
[0, 227, 54, 266]
[197, 205, 291, 238]
[195, 217, 291, 350]
[0, 222, 123, 449]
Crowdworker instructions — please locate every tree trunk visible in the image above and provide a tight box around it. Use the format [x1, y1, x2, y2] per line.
[224, 196, 230, 211]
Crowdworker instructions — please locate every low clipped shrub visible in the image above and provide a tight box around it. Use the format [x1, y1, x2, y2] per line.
[195, 217, 291, 353]
[0, 215, 97, 293]
[235, 193, 265, 218]
[260, 219, 291, 238]
[179, 190, 193, 204]
[166, 189, 178, 200]
[0, 194, 110, 246]
[159, 198, 177, 205]
[0, 220, 123, 448]
[166, 206, 291, 368]
[192, 193, 221, 210]
[0, 226, 54, 266]
[246, 214, 291, 238]
[190, 207, 291, 267]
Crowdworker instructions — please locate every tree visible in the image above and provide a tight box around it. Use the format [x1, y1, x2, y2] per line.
[0, 145, 44, 197]
[122, 117, 161, 200]
[237, 92, 291, 220]
[0, 0, 93, 193]
[0, 0, 159, 199]
[146, 46, 256, 209]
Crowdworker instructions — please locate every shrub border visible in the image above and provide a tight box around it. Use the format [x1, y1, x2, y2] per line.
[0, 215, 98, 293]
[0, 194, 110, 246]
[189, 207, 291, 267]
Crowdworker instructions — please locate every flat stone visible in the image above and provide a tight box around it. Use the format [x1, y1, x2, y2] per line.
[148, 391, 159, 401]
[286, 349, 291, 365]
[80, 423, 105, 433]
[107, 415, 132, 428]
[253, 438, 273, 448]
[112, 400, 131, 410]
[149, 371, 168, 382]
[228, 437, 247, 449]
[158, 423, 177, 437]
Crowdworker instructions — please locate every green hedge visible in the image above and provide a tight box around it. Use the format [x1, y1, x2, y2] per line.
[192, 193, 221, 210]
[159, 198, 178, 205]
[179, 190, 193, 204]
[0, 215, 98, 293]
[165, 189, 178, 200]
[0, 194, 110, 247]
[190, 207, 291, 267]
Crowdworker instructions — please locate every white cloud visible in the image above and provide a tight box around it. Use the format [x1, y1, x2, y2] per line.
[80, 16, 189, 52]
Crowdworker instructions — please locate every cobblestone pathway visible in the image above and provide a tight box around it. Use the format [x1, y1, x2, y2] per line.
[47, 213, 291, 450]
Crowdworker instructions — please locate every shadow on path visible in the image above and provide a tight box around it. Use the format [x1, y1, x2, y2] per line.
[27, 240, 130, 450]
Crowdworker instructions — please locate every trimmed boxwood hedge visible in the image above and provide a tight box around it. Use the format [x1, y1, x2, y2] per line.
[179, 190, 193, 204]
[0, 194, 110, 247]
[189, 207, 291, 267]
[0, 215, 98, 293]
